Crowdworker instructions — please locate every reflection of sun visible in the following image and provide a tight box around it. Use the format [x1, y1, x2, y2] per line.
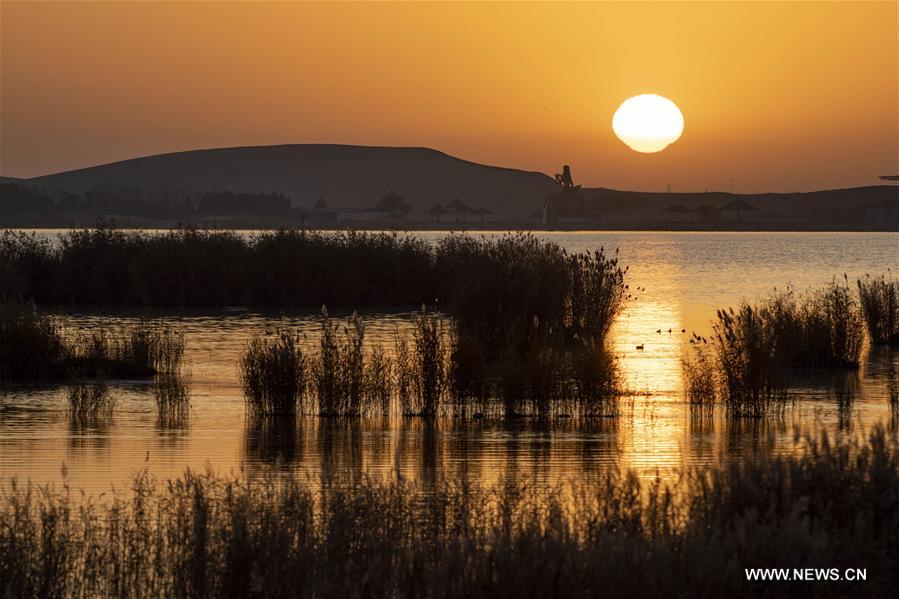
[613, 94, 684, 153]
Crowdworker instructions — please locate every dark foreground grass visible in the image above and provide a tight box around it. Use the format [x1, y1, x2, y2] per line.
[2, 428, 897, 598]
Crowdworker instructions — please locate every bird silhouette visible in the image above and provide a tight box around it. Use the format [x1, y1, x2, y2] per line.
[636, 344, 644, 350]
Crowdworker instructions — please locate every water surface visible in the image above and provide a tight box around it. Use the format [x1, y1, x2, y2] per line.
[1, 231, 896, 493]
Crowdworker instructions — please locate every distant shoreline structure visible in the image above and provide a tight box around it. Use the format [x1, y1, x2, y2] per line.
[1, 144, 896, 231]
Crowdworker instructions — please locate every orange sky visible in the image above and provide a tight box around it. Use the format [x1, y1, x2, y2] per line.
[1, 1, 896, 192]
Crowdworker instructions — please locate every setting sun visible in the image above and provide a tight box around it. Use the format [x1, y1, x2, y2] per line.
[0, 2, 896, 594]
[612, 94, 685, 153]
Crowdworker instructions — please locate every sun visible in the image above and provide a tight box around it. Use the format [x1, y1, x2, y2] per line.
[612, 94, 684, 153]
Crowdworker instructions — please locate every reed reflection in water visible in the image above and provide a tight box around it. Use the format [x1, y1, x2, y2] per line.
[0, 231, 896, 494]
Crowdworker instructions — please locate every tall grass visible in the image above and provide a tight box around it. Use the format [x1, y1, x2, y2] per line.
[0, 230, 629, 332]
[364, 344, 392, 416]
[0, 227, 435, 306]
[67, 378, 114, 420]
[858, 273, 899, 346]
[398, 309, 450, 416]
[67, 321, 168, 378]
[240, 331, 307, 416]
[238, 311, 621, 419]
[684, 282, 865, 417]
[313, 314, 367, 416]
[0, 302, 67, 381]
[436, 235, 629, 360]
[155, 372, 192, 429]
[0, 303, 186, 382]
[3, 428, 898, 598]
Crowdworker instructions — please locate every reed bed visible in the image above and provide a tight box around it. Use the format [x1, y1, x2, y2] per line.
[684, 282, 865, 417]
[0, 229, 628, 330]
[313, 313, 367, 416]
[858, 273, 898, 346]
[240, 312, 622, 419]
[396, 309, 451, 416]
[0, 302, 67, 381]
[3, 428, 897, 598]
[0, 227, 435, 305]
[66, 321, 171, 378]
[0, 303, 187, 382]
[435, 234, 629, 359]
[66, 379, 114, 420]
[154, 372, 192, 429]
[240, 331, 307, 416]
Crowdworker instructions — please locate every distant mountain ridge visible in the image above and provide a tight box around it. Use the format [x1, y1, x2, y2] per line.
[23, 144, 559, 217]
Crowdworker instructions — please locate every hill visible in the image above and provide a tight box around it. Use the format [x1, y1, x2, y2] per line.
[23, 144, 559, 218]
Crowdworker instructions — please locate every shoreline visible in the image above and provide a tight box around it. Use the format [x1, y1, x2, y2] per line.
[3, 218, 898, 233]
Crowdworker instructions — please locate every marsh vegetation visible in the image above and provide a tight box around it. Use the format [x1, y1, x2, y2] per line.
[683, 281, 873, 416]
[3, 428, 897, 598]
[858, 273, 898, 346]
[240, 309, 623, 419]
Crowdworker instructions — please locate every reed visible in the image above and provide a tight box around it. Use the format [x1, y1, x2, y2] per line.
[67, 378, 114, 419]
[858, 273, 899, 346]
[569, 337, 620, 417]
[0, 302, 67, 381]
[436, 234, 629, 361]
[1, 230, 629, 338]
[0, 304, 186, 382]
[66, 320, 187, 379]
[682, 348, 716, 413]
[398, 309, 450, 416]
[711, 306, 788, 417]
[3, 428, 897, 598]
[686, 283, 866, 417]
[1, 227, 436, 306]
[363, 344, 392, 416]
[240, 331, 307, 416]
[801, 280, 864, 368]
[154, 372, 192, 428]
[312, 313, 368, 416]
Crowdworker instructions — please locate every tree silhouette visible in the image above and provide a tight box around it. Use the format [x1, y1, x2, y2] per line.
[376, 191, 411, 216]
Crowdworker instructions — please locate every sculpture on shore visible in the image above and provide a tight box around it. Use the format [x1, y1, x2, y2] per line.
[544, 165, 583, 224]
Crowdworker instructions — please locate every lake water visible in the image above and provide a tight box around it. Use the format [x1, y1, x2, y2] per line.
[1, 231, 897, 494]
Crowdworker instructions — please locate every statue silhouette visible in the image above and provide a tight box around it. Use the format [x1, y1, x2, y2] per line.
[555, 165, 574, 191]
[545, 165, 582, 224]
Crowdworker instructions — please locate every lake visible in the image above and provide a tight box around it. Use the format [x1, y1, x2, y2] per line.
[1, 230, 896, 494]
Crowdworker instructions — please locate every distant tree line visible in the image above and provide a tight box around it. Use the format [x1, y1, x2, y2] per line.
[198, 190, 292, 216]
[0, 182, 304, 220]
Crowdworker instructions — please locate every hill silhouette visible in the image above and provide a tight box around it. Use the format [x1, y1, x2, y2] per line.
[4, 144, 895, 229]
[24, 144, 558, 218]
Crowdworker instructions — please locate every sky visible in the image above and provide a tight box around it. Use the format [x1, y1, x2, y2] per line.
[1, 1, 896, 192]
